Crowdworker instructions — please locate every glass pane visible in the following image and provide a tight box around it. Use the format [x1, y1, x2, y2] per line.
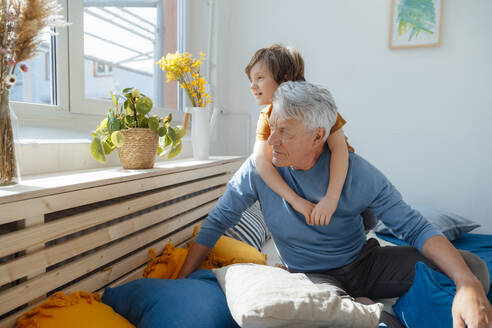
[10, 30, 54, 105]
[83, 0, 178, 109]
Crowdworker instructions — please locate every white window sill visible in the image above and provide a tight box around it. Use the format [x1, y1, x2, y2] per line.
[16, 137, 193, 176]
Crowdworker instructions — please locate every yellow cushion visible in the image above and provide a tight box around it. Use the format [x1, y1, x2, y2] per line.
[144, 244, 189, 279]
[209, 235, 267, 265]
[17, 291, 134, 328]
[143, 234, 267, 279]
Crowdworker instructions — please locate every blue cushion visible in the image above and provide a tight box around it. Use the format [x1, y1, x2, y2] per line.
[393, 262, 455, 328]
[375, 204, 480, 241]
[102, 270, 239, 328]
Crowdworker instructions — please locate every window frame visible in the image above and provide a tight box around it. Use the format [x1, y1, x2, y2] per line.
[69, 0, 182, 117]
[12, 0, 184, 125]
[10, 0, 70, 120]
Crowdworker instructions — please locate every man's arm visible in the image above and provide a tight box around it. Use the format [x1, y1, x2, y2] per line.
[362, 157, 492, 327]
[177, 243, 211, 279]
[178, 156, 259, 278]
[422, 235, 492, 328]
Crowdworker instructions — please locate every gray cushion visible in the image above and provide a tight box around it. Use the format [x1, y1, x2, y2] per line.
[374, 205, 480, 241]
[225, 201, 270, 251]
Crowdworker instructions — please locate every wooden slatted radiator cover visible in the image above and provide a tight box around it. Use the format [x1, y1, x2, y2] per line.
[0, 156, 244, 327]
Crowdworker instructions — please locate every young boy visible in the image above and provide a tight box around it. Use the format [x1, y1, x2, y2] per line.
[245, 44, 354, 226]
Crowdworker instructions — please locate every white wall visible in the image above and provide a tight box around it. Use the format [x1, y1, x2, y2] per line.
[188, 0, 492, 233]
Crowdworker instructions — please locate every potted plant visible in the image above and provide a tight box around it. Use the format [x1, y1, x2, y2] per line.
[90, 87, 185, 169]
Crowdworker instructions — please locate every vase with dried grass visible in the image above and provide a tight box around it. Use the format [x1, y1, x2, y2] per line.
[0, 0, 66, 186]
[0, 88, 19, 185]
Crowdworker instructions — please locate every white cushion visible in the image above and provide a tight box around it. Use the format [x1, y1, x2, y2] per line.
[213, 263, 383, 328]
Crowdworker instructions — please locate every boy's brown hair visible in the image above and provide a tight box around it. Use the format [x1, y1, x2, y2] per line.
[245, 44, 305, 84]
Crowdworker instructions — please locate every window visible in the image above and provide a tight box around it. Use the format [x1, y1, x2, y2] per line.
[12, 0, 182, 118]
[69, 0, 180, 115]
[10, 29, 55, 105]
[93, 62, 113, 77]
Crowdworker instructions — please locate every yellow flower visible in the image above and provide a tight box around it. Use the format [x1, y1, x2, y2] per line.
[157, 51, 211, 107]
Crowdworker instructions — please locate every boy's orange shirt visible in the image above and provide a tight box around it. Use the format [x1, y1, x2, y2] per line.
[256, 105, 354, 152]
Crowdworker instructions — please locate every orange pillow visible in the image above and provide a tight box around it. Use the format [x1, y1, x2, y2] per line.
[144, 243, 189, 279]
[209, 235, 267, 265]
[144, 235, 267, 279]
[17, 291, 134, 328]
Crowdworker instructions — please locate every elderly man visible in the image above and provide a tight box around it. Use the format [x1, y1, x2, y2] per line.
[179, 81, 492, 327]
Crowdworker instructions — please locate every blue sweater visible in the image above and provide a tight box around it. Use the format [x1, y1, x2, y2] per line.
[196, 145, 441, 272]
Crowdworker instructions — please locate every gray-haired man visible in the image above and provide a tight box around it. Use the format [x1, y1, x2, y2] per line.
[180, 81, 492, 327]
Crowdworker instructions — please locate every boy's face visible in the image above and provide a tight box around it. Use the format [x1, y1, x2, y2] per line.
[249, 61, 279, 106]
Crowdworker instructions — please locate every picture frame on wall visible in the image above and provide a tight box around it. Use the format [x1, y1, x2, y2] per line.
[389, 0, 443, 49]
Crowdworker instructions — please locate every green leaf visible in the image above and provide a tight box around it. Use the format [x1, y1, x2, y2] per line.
[99, 118, 108, 130]
[107, 117, 121, 135]
[163, 113, 172, 124]
[110, 91, 118, 109]
[163, 135, 172, 148]
[167, 126, 177, 144]
[125, 114, 134, 125]
[122, 87, 133, 94]
[102, 139, 113, 155]
[135, 96, 153, 115]
[137, 115, 148, 128]
[176, 125, 186, 139]
[167, 140, 182, 159]
[158, 126, 167, 137]
[124, 100, 132, 114]
[111, 130, 125, 148]
[90, 137, 106, 164]
[148, 116, 159, 131]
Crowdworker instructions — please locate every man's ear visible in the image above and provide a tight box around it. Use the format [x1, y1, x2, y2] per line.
[312, 128, 327, 146]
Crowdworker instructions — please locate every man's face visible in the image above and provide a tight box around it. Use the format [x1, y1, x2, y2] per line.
[267, 112, 318, 170]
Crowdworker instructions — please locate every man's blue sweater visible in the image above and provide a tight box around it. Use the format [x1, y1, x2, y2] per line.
[196, 145, 441, 272]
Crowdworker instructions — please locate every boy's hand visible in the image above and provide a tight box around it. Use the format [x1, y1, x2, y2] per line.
[311, 195, 338, 226]
[290, 197, 315, 225]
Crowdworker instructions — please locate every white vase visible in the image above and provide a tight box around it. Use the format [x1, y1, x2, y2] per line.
[190, 107, 210, 160]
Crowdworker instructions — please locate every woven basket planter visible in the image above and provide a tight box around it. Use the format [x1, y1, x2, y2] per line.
[117, 128, 159, 169]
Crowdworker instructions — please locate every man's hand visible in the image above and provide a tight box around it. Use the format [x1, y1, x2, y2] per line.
[290, 196, 315, 225]
[452, 279, 492, 328]
[310, 195, 338, 226]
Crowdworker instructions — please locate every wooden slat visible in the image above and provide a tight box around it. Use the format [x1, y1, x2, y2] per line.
[0, 174, 231, 258]
[0, 224, 203, 328]
[0, 187, 225, 286]
[0, 156, 243, 205]
[22, 216, 47, 305]
[0, 201, 215, 315]
[0, 159, 241, 222]
[67, 225, 199, 294]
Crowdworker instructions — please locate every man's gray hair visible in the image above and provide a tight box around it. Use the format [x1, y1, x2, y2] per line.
[272, 81, 338, 142]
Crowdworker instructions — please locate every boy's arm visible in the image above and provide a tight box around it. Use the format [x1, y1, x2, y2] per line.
[311, 129, 349, 225]
[253, 139, 315, 223]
